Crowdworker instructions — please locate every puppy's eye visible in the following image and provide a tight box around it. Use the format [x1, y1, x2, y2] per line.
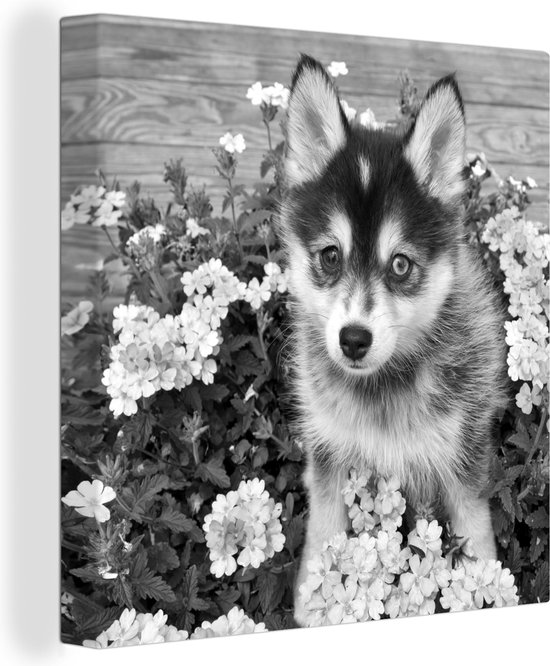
[320, 246, 341, 272]
[390, 254, 412, 278]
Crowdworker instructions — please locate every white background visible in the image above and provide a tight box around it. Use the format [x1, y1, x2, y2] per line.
[0, 1, 548, 665]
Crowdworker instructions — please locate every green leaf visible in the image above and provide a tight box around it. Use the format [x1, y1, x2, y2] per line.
[148, 542, 180, 573]
[215, 587, 241, 615]
[73, 604, 122, 639]
[121, 474, 171, 520]
[182, 565, 209, 612]
[226, 334, 255, 352]
[242, 254, 269, 266]
[70, 565, 103, 584]
[258, 571, 279, 613]
[200, 383, 230, 402]
[283, 515, 304, 558]
[525, 505, 549, 529]
[498, 486, 514, 516]
[61, 398, 105, 426]
[531, 560, 549, 602]
[157, 505, 196, 534]
[529, 531, 548, 564]
[197, 452, 230, 488]
[129, 550, 176, 603]
[492, 505, 511, 537]
[504, 537, 523, 573]
[507, 424, 532, 453]
[122, 411, 155, 449]
[182, 385, 202, 413]
[252, 446, 269, 469]
[234, 350, 262, 376]
[505, 464, 525, 483]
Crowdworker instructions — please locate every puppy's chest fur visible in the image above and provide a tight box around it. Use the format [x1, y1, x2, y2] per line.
[297, 361, 465, 498]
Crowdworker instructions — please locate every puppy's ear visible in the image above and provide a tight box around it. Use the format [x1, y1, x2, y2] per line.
[405, 75, 466, 205]
[285, 55, 348, 187]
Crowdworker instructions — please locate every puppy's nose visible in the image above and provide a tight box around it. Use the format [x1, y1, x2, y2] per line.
[339, 326, 372, 360]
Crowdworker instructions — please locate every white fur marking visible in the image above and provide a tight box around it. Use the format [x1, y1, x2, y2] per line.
[358, 156, 370, 189]
[377, 218, 403, 265]
[329, 211, 353, 258]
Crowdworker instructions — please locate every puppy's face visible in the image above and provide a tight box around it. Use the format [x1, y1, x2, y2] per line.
[281, 56, 466, 377]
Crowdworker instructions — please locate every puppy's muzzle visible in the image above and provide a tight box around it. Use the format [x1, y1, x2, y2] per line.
[339, 325, 372, 360]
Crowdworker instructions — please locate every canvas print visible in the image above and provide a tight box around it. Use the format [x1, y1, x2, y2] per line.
[60, 15, 549, 647]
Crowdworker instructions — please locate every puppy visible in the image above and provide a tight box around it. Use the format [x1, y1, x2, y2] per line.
[278, 55, 507, 625]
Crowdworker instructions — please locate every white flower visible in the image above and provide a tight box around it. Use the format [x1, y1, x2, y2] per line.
[342, 468, 372, 507]
[244, 384, 258, 402]
[407, 519, 443, 557]
[245, 276, 272, 310]
[61, 300, 94, 336]
[358, 108, 384, 129]
[264, 262, 288, 293]
[515, 382, 542, 414]
[246, 81, 265, 105]
[61, 201, 89, 229]
[327, 578, 366, 624]
[340, 100, 356, 121]
[92, 200, 123, 227]
[327, 61, 348, 77]
[374, 476, 406, 530]
[191, 607, 266, 639]
[263, 82, 290, 108]
[471, 161, 486, 177]
[62, 479, 116, 523]
[105, 190, 126, 208]
[219, 132, 246, 154]
[83, 608, 188, 648]
[186, 217, 210, 239]
[247, 81, 290, 109]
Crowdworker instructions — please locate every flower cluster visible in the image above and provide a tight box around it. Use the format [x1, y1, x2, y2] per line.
[101, 259, 287, 417]
[83, 608, 189, 648]
[101, 300, 220, 418]
[83, 606, 265, 648]
[61, 185, 126, 230]
[481, 205, 549, 414]
[219, 132, 246, 154]
[203, 478, 285, 577]
[440, 558, 519, 611]
[246, 81, 290, 109]
[126, 224, 167, 269]
[298, 470, 518, 626]
[191, 606, 267, 639]
[327, 61, 348, 77]
[339, 100, 385, 129]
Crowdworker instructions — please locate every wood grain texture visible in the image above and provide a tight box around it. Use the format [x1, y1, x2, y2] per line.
[61, 14, 549, 303]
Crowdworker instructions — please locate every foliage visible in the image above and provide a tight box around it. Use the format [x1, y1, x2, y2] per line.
[60, 65, 548, 647]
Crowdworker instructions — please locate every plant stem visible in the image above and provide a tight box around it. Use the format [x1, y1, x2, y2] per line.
[518, 407, 547, 501]
[256, 310, 272, 374]
[263, 119, 273, 152]
[101, 225, 120, 255]
[523, 407, 547, 471]
[149, 269, 172, 311]
[101, 225, 141, 282]
[226, 176, 243, 261]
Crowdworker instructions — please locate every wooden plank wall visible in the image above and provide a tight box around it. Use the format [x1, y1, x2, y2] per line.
[61, 14, 549, 303]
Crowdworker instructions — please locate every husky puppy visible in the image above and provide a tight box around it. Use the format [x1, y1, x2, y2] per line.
[278, 55, 507, 625]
